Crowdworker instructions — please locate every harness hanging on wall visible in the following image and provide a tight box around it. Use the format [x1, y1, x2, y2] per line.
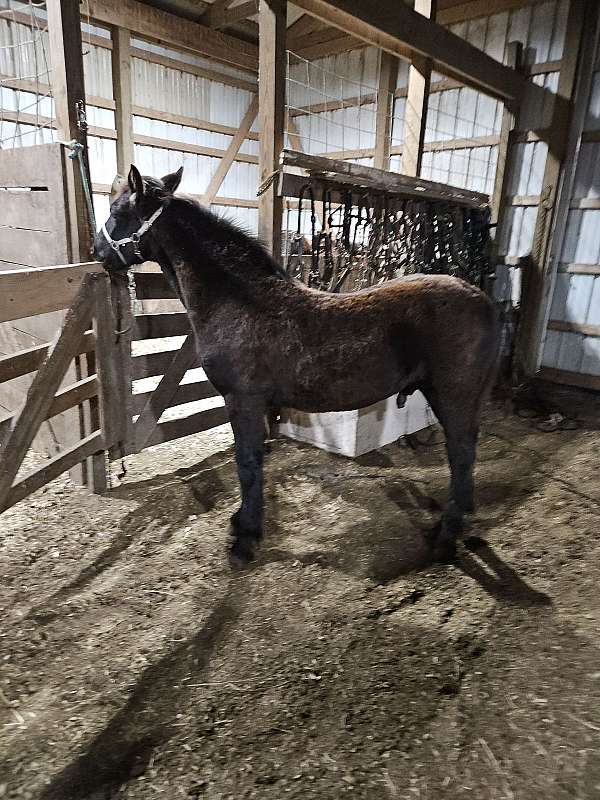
[285, 180, 492, 293]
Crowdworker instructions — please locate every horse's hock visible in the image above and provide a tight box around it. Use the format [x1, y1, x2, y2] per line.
[277, 152, 492, 457]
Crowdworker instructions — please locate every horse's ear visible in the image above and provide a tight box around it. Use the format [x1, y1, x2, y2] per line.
[110, 173, 128, 202]
[128, 165, 145, 198]
[161, 166, 183, 195]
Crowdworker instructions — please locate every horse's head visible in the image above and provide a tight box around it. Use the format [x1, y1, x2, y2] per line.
[93, 164, 183, 272]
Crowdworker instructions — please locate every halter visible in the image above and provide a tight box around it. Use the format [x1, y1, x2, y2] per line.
[101, 203, 164, 266]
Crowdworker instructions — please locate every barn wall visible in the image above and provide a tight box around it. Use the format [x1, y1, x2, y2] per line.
[0, 3, 260, 235]
[286, 0, 569, 311]
[539, 47, 600, 383]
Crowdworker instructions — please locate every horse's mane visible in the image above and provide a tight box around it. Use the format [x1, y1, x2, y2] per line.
[156, 185, 288, 282]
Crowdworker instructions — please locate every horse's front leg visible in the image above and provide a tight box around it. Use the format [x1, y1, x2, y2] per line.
[225, 393, 267, 566]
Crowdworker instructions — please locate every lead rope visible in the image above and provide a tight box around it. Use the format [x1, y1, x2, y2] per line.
[60, 139, 97, 235]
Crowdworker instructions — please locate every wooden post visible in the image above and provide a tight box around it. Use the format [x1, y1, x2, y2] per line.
[490, 42, 521, 234]
[111, 26, 134, 175]
[402, 0, 436, 177]
[47, 0, 93, 261]
[258, 0, 287, 260]
[373, 51, 398, 171]
[515, 0, 587, 376]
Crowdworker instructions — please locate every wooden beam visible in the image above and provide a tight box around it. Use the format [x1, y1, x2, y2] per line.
[490, 43, 521, 243]
[373, 50, 398, 171]
[47, 0, 93, 261]
[202, 0, 235, 27]
[88, 0, 258, 73]
[258, 0, 287, 259]
[281, 149, 489, 207]
[202, 95, 259, 206]
[537, 367, 600, 392]
[111, 26, 134, 175]
[0, 263, 101, 324]
[515, 0, 589, 377]
[292, 0, 525, 104]
[402, 0, 436, 177]
[438, 0, 541, 26]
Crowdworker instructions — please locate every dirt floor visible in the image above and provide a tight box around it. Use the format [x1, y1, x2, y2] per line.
[1, 385, 600, 800]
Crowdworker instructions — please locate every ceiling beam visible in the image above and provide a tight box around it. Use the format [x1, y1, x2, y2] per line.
[291, 0, 526, 104]
[88, 0, 258, 72]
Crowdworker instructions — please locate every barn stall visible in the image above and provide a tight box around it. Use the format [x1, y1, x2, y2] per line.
[0, 1, 599, 798]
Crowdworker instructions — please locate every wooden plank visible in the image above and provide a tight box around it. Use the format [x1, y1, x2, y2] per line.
[93, 183, 259, 208]
[0, 263, 102, 324]
[1, 431, 104, 513]
[134, 334, 199, 451]
[547, 320, 600, 338]
[202, 0, 235, 27]
[110, 276, 135, 458]
[223, 0, 260, 26]
[292, 0, 526, 104]
[131, 105, 259, 141]
[490, 42, 521, 242]
[281, 149, 489, 207]
[134, 312, 191, 340]
[402, 0, 436, 177]
[258, 0, 287, 259]
[0, 190, 59, 232]
[132, 380, 220, 415]
[88, 0, 258, 72]
[0, 227, 64, 269]
[202, 95, 259, 206]
[569, 198, 600, 210]
[111, 26, 134, 175]
[133, 133, 258, 165]
[92, 274, 121, 463]
[373, 50, 398, 171]
[558, 263, 600, 275]
[47, 0, 93, 262]
[128, 48, 257, 93]
[133, 348, 201, 381]
[147, 406, 228, 447]
[506, 195, 541, 207]
[515, 0, 591, 376]
[0, 143, 64, 189]
[0, 332, 95, 384]
[0, 279, 94, 507]
[0, 376, 98, 443]
[438, 0, 541, 25]
[133, 272, 178, 301]
[538, 367, 600, 392]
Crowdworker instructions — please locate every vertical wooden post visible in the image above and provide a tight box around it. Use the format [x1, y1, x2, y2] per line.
[111, 26, 134, 175]
[490, 42, 521, 235]
[373, 51, 398, 171]
[258, 0, 287, 260]
[515, 0, 587, 376]
[402, 0, 436, 177]
[47, 0, 93, 261]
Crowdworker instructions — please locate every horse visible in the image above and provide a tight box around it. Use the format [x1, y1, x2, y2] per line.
[93, 165, 499, 567]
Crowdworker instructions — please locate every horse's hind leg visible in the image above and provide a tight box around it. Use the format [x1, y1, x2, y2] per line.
[423, 386, 480, 561]
[225, 393, 266, 566]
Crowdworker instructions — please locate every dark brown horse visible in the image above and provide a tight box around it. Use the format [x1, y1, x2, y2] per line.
[94, 166, 499, 566]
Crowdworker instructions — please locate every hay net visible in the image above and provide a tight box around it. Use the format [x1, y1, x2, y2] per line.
[284, 185, 492, 293]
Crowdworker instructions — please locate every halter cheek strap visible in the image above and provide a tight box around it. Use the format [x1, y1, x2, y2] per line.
[101, 204, 165, 265]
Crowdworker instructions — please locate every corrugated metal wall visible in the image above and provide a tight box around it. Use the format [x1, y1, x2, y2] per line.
[540, 44, 600, 380]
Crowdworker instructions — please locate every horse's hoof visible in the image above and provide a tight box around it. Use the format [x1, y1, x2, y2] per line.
[433, 538, 457, 563]
[228, 537, 256, 569]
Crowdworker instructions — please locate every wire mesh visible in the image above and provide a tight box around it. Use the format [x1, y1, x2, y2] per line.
[0, 0, 55, 148]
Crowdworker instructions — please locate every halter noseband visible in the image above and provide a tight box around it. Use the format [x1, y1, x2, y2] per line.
[101, 203, 164, 266]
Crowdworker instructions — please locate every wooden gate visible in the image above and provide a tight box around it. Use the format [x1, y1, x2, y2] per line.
[0, 267, 129, 512]
[129, 270, 227, 454]
[0, 264, 230, 514]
